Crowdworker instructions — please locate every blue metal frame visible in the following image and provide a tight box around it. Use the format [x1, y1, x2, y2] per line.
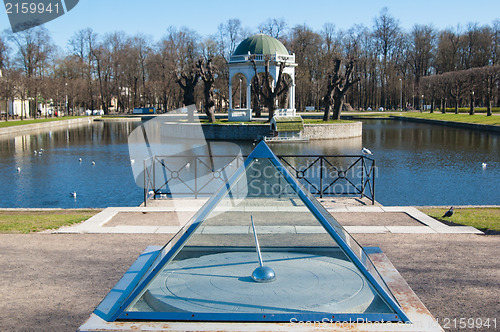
[98, 141, 410, 323]
[94, 246, 161, 321]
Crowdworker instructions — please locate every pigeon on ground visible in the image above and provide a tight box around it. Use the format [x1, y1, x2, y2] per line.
[442, 207, 454, 218]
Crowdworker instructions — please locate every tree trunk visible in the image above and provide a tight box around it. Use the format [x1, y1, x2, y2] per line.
[332, 96, 343, 120]
[252, 92, 261, 118]
[322, 104, 331, 121]
[266, 99, 275, 122]
[203, 86, 215, 123]
[486, 79, 492, 116]
[469, 91, 475, 115]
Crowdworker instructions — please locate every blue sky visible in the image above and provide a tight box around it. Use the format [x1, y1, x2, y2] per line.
[1, 0, 499, 50]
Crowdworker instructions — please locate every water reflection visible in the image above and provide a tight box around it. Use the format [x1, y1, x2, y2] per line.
[0, 121, 142, 208]
[360, 120, 499, 206]
[0, 119, 498, 208]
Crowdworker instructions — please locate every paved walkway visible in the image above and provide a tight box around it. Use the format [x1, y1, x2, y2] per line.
[55, 198, 483, 235]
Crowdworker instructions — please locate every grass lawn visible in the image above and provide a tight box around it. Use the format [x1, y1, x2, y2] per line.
[0, 210, 99, 233]
[419, 207, 500, 233]
[394, 112, 500, 126]
[0, 116, 89, 128]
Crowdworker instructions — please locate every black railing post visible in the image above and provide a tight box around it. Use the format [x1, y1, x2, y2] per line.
[194, 157, 198, 199]
[319, 157, 324, 198]
[361, 157, 365, 199]
[372, 159, 376, 205]
[143, 159, 147, 207]
[152, 156, 156, 199]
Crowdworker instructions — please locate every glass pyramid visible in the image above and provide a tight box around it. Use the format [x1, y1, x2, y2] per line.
[94, 141, 410, 323]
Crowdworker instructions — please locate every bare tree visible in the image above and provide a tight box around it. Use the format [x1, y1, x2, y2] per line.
[0, 36, 7, 70]
[258, 18, 288, 40]
[322, 58, 360, 120]
[91, 37, 114, 113]
[445, 71, 467, 114]
[7, 26, 53, 118]
[373, 8, 401, 109]
[215, 19, 245, 61]
[435, 28, 460, 73]
[197, 57, 217, 122]
[492, 19, 500, 66]
[0, 36, 9, 121]
[476, 66, 500, 116]
[290, 24, 324, 110]
[250, 55, 290, 121]
[161, 27, 201, 120]
[407, 25, 436, 98]
[322, 23, 338, 54]
[69, 28, 98, 111]
[460, 23, 493, 69]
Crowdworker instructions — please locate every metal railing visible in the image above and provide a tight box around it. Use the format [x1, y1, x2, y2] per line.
[142, 154, 376, 205]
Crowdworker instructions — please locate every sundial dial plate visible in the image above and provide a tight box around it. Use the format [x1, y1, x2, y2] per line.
[143, 251, 382, 314]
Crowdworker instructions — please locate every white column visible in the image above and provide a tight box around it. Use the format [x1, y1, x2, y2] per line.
[228, 83, 233, 110]
[246, 83, 251, 110]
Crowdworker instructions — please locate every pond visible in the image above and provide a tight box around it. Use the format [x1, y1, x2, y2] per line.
[0, 119, 498, 208]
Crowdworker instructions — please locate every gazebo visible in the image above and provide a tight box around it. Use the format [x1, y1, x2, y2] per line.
[228, 34, 297, 121]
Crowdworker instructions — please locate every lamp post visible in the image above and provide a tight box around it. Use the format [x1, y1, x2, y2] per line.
[239, 78, 242, 108]
[399, 78, 403, 111]
[65, 82, 68, 117]
[421, 95, 424, 113]
[469, 91, 475, 115]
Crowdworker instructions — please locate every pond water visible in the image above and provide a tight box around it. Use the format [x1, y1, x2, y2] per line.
[0, 119, 498, 208]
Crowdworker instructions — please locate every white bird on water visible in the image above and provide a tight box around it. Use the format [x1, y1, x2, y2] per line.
[79, 158, 82, 162]
[362, 147, 373, 155]
[91, 161, 95, 166]
[482, 162, 487, 169]
[16, 167, 21, 172]
[70, 192, 77, 198]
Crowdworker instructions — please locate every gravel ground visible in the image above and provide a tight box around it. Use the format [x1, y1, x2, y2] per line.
[0, 232, 498, 332]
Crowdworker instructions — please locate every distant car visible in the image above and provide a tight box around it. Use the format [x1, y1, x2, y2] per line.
[133, 107, 156, 114]
[85, 110, 92, 116]
[92, 110, 104, 115]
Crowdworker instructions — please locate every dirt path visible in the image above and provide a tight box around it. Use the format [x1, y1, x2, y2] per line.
[0, 233, 498, 331]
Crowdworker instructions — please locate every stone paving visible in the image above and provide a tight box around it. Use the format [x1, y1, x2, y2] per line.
[55, 198, 483, 235]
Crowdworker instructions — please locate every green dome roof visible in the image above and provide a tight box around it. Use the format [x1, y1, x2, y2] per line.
[233, 34, 289, 56]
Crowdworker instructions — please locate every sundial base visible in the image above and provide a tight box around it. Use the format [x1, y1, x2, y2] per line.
[140, 251, 386, 314]
[79, 246, 443, 331]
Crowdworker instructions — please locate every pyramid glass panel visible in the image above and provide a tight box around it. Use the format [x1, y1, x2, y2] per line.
[102, 142, 409, 323]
